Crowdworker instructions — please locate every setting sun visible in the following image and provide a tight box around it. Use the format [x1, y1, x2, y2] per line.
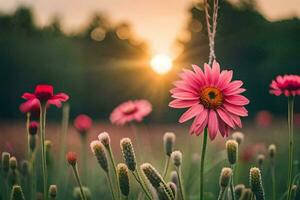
[150, 54, 173, 75]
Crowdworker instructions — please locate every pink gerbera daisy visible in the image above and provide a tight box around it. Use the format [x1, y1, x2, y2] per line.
[110, 100, 152, 126]
[270, 74, 300, 97]
[169, 60, 249, 140]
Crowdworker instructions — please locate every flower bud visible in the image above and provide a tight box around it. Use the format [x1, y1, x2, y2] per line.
[219, 167, 232, 188]
[163, 132, 176, 156]
[73, 187, 91, 200]
[171, 151, 182, 167]
[2, 152, 10, 173]
[170, 171, 178, 186]
[226, 140, 238, 165]
[268, 144, 276, 159]
[66, 152, 77, 166]
[29, 121, 39, 135]
[257, 154, 265, 167]
[117, 163, 130, 197]
[240, 188, 252, 200]
[49, 185, 57, 198]
[45, 140, 53, 167]
[157, 182, 175, 200]
[234, 184, 245, 199]
[98, 132, 111, 150]
[10, 185, 25, 200]
[29, 134, 37, 152]
[90, 140, 108, 172]
[291, 185, 298, 199]
[10, 156, 18, 170]
[231, 131, 244, 145]
[141, 163, 164, 188]
[120, 138, 137, 171]
[249, 167, 265, 200]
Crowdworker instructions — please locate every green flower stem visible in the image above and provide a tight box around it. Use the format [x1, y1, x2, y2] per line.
[107, 146, 121, 199]
[230, 165, 236, 200]
[106, 172, 117, 200]
[132, 171, 152, 200]
[162, 156, 170, 179]
[58, 104, 69, 170]
[40, 104, 48, 200]
[26, 112, 31, 159]
[176, 166, 185, 200]
[271, 160, 276, 200]
[72, 165, 87, 200]
[200, 128, 208, 200]
[217, 188, 225, 200]
[287, 97, 295, 200]
[30, 152, 36, 200]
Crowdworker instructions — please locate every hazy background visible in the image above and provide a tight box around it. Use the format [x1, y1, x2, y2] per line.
[0, 0, 299, 121]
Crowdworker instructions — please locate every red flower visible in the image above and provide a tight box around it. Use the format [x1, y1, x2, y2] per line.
[22, 84, 69, 108]
[74, 114, 93, 134]
[66, 151, 77, 166]
[29, 121, 39, 135]
[270, 74, 300, 97]
[19, 99, 40, 118]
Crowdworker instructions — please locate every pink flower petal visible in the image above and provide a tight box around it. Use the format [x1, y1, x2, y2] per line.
[179, 104, 204, 123]
[52, 93, 69, 101]
[190, 108, 208, 134]
[225, 95, 250, 106]
[216, 108, 235, 128]
[169, 99, 199, 108]
[172, 92, 198, 100]
[47, 99, 62, 108]
[223, 103, 248, 117]
[22, 93, 36, 100]
[208, 110, 219, 140]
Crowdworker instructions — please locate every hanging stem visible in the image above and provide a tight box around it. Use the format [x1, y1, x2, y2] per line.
[200, 128, 208, 200]
[287, 96, 295, 200]
[40, 103, 48, 200]
[72, 165, 87, 200]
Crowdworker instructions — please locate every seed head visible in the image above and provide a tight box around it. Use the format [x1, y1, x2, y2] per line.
[163, 132, 176, 156]
[268, 144, 276, 159]
[73, 187, 91, 200]
[117, 163, 130, 197]
[10, 185, 25, 200]
[219, 167, 232, 188]
[171, 151, 182, 167]
[120, 138, 137, 171]
[240, 188, 252, 200]
[291, 185, 298, 199]
[29, 121, 39, 135]
[21, 160, 29, 176]
[66, 151, 77, 166]
[49, 185, 57, 198]
[226, 140, 238, 165]
[98, 132, 111, 150]
[231, 131, 244, 145]
[167, 182, 177, 198]
[45, 140, 52, 149]
[234, 184, 245, 199]
[10, 156, 18, 170]
[90, 140, 108, 172]
[141, 163, 164, 188]
[249, 167, 265, 200]
[257, 154, 265, 167]
[2, 152, 10, 173]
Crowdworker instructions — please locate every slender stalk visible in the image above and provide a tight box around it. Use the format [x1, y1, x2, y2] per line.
[200, 128, 208, 200]
[162, 156, 170, 179]
[58, 103, 70, 170]
[106, 172, 117, 200]
[271, 160, 276, 200]
[176, 167, 185, 200]
[26, 112, 31, 159]
[40, 104, 48, 200]
[72, 165, 87, 200]
[287, 97, 295, 200]
[81, 135, 88, 184]
[230, 165, 236, 200]
[217, 188, 225, 200]
[107, 146, 121, 199]
[132, 171, 152, 200]
[30, 152, 36, 200]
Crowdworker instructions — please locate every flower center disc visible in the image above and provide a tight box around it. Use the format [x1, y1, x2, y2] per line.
[200, 87, 223, 109]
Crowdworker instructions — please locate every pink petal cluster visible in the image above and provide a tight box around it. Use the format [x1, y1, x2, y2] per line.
[169, 60, 249, 140]
[19, 99, 40, 118]
[74, 114, 93, 133]
[270, 75, 300, 97]
[22, 85, 69, 108]
[110, 100, 152, 126]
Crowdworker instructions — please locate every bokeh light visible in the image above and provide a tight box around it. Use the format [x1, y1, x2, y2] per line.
[150, 54, 173, 75]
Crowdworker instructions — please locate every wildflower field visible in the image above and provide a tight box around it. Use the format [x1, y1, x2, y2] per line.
[1, 0, 300, 200]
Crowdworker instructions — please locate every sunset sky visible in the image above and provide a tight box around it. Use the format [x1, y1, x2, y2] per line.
[1, 0, 299, 55]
